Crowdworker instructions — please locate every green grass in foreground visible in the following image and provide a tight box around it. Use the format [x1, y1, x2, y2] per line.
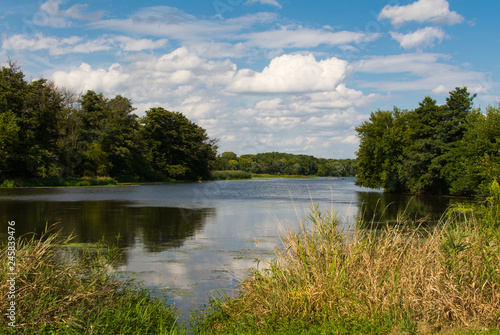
[194, 204, 500, 335]
[0, 227, 180, 334]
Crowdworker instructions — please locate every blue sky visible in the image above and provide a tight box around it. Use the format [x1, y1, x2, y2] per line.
[1, 0, 499, 158]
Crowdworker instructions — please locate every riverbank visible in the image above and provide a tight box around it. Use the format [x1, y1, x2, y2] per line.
[0, 176, 121, 188]
[0, 227, 180, 334]
[195, 204, 500, 334]
[0, 173, 329, 188]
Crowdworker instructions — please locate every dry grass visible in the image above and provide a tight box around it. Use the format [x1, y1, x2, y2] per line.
[199, 206, 500, 334]
[0, 226, 179, 334]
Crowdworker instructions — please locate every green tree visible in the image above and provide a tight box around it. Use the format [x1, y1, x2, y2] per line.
[450, 106, 500, 197]
[140, 108, 217, 181]
[22, 79, 64, 177]
[439, 87, 477, 190]
[102, 95, 143, 176]
[218, 152, 238, 170]
[355, 87, 482, 196]
[355, 109, 395, 189]
[0, 111, 19, 178]
[75, 91, 112, 177]
[398, 97, 448, 193]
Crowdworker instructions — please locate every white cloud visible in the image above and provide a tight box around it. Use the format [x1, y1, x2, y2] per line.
[39, 0, 104, 27]
[302, 107, 366, 130]
[296, 85, 381, 110]
[390, 27, 447, 49]
[50, 47, 237, 102]
[244, 0, 282, 8]
[115, 36, 168, 51]
[52, 63, 130, 94]
[229, 53, 349, 93]
[244, 26, 380, 49]
[91, 10, 277, 41]
[1, 33, 168, 55]
[353, 53, 490, 94]
[92, 9, 379, 53]
[379, 0, 464, 27]
[341, 135, 359, 145]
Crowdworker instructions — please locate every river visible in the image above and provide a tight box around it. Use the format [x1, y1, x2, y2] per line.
[0, 177, 459, 321]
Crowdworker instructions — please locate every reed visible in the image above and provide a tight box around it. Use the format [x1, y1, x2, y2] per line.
[197, 205, 500, 334]
[0, 226, 180, 334]
[211, 170, 252, 180]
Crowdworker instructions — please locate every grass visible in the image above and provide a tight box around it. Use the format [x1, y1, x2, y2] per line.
[251, 173, 309, 179]
[0, 176, 118, 187]
[195, 204, 500, 334]
[211, 170, 252, 180]
[0, 226, 181, 334]
[3, 200, 500, 334]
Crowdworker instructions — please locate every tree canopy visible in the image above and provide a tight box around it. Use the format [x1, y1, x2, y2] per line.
[214, 151, 357, 177]
[0, 64, 217, 182]
[355, 87, 499, 198]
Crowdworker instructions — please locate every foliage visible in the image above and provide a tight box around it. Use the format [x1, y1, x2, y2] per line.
[214, 151, 357, 177]
[0, 64, 217, 183]
[0, 227, 180, 334]
[211, 170, 252, 180]
[140, 108, 217, 181]
[355, 87, 498, 198]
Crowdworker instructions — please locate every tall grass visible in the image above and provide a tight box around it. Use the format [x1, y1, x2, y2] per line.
[211, 171, 252, 180]
[0, 227, 180, 334]
[197, 205, 500, 334]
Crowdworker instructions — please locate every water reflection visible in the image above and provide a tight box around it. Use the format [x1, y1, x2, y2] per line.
[355, 191, 456, 228]
[0, 179, 464, 322]
[0, 200, 212, 253]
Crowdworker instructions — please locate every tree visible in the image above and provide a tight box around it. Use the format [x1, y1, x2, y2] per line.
[101, 95, 143, 176]
[355, 87, 485, 196]
[0, 111, 19, 178]
[355, 110, 395, 189]
[450, 106, 500, 197]
[22, 79, 64, 177]
[398, 96, 448, 193]
[140, 108, 217, 181]
[440, 87, 477, 190]
[0, 63, 65, 178]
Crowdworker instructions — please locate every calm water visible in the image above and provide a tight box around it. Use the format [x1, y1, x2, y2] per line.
[0, 178, 459, 321]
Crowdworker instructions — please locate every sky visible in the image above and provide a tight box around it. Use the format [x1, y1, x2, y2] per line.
[1, 0, 499, 159]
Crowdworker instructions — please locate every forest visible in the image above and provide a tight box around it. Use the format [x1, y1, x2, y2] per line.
[355, 87, 500, 198]
[214, 151, 357, 177]
[0, 63, 354, 185]
[0, 63, 217, 183]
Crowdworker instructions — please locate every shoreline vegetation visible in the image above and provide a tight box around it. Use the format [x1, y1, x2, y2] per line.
[196, 201, 500, 335]
[0, 227, 179, 334]
[355, 87, 500, 199]
[2, 198, 500, 334]
[0, 169, 330, 188]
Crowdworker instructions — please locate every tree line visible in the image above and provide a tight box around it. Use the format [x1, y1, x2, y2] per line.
[0, 63, 217, 183]
[355, 87, 500, 198]
[214, 151, 357, 177]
